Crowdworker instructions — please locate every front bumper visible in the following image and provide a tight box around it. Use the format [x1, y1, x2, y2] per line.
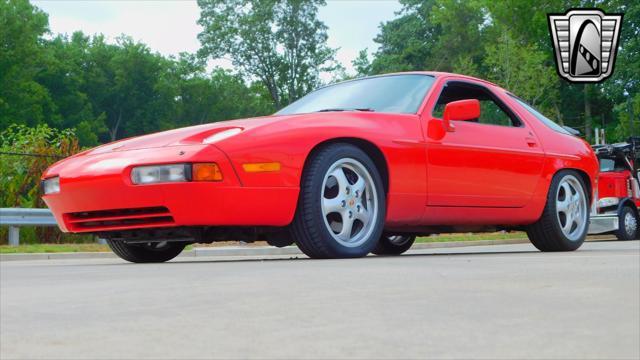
[42, 145, 298, 233]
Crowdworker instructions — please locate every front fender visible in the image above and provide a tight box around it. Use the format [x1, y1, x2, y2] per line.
[215, 112, 430, 225]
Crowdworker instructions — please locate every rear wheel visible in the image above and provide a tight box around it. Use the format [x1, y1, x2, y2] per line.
[615, 206, 638, 240]
[291, 143, 386, 259]
[526, 170, 589, 251]
[107, 240, 186, 263]
[372, 235, 416, 255]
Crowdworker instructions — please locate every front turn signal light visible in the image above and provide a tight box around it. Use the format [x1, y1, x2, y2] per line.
[242, 162, 281, 173]
[192, 163, 223, 181]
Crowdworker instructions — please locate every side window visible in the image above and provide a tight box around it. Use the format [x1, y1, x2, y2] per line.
[479, 100, 513, 126]
[432, 81, 520, 127]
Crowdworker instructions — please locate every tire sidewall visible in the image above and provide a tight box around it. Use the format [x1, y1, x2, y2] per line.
[373, 235, 416, 255]
[617, 206, 638, 240]
[547, 171, 590, 250]
[305, 144, 386, 257]
[107, 240, 186, 263]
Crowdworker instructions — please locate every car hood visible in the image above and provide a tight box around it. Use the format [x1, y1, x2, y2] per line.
[83, 115, 297, 156]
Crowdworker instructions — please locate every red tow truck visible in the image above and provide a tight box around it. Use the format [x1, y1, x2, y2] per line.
[589, 137, 640, 240]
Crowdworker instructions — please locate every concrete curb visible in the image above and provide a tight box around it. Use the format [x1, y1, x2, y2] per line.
[0, 238, 530, 261]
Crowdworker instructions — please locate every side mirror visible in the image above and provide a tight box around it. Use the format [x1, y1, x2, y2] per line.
[442, 99, 481, 132]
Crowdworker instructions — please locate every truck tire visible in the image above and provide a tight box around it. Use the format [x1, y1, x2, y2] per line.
[615, 206, 638, 240]
[290, 143, 386, 259]
[526, 170, 589, 251]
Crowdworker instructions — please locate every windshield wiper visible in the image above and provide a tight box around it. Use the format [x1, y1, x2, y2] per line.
[316, 108, 375, 112]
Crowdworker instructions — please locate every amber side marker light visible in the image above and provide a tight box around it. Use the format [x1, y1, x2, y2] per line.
[242, 162, 281, 173]
[192, 163, 223, 181]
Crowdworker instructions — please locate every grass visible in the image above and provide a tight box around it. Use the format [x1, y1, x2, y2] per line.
[0, 233, 527, 254]
[416, 231, 527, 243]
[0, 243, 110, 254]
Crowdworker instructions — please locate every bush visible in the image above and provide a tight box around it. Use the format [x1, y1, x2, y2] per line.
[0, 124, 94, 244]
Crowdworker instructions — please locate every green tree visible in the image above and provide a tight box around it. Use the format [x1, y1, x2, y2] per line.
[369, 0, 440, 74]
[38, 32, 107, 146]
[603, 0, 640, 139]
[482, 31, 559, 110]
[173, 55, 274, 127]
[352, 49, 372, 78]
[613, 93, 640, 139]
[197, 0, 339, 108]
[365, 0, 639, 142]
[107, 37, 175, 140]
[367, 0, 486, 74]
[0, 0, 52, 129]
[0, 124, 79, 208]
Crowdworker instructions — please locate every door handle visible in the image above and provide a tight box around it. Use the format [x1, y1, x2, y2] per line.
[525, 137, 538, 147]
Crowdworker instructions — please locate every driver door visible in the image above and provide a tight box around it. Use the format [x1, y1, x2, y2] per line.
[424, 79, 545, 207]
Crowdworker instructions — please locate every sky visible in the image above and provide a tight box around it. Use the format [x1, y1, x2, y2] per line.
[32, 0, 403, 75]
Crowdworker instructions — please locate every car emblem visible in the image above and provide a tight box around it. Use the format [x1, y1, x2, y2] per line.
[548, 9, 623, 83]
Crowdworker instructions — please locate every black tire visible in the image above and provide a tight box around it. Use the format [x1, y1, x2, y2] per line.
[615, 206, 638, 240]
[526, 170, 589, 252]
[107, 240, 186, 263]
[290, 143, 386, 259]
[372, 235, 416, 255]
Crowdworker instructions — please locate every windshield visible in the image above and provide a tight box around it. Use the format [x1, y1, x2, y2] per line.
[600, 158, 615, 172]
[510, 94, 571, 135]
[276, 74, 435, 115]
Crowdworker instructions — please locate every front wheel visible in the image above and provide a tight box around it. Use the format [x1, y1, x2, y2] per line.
[290, 143, 386, 259]
[107, 240, 186, 263]
[526, 170, 589, 251]
[615, 206, 638, 240]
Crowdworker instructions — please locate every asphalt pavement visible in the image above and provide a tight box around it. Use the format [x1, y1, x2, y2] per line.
[1, 240, 639, 360]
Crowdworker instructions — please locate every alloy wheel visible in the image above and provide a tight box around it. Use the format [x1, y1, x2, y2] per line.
[320, 158, 379, 247]
[555, 175, 588, 241]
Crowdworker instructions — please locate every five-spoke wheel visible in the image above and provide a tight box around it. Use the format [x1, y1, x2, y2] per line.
[291, 143, 385, 258]
[321, 158, 379, 248]
[527, 170, 589, 251]
[555, 175, 588, 242]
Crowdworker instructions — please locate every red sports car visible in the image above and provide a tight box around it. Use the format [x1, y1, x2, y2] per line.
[42, 72, 599, 262]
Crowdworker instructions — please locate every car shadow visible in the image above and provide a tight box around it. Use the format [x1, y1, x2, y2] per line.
[69, 240, 636, 267]
[85, 249, 544, 267]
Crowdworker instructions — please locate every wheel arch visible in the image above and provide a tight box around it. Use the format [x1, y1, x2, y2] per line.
[558, 167, 593, 204]
[617, 197, 639, 218]
[302, 137, 389, 194]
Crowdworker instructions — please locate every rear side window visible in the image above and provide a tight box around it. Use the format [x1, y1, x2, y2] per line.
[509, 95, 571, 135]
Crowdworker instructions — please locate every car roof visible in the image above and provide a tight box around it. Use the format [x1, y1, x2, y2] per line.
[366, 71, 506, 91]
[307, 71, 507, 98]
